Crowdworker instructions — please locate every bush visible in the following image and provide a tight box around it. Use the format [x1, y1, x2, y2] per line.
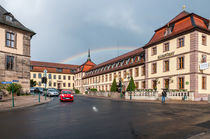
[6, 83, 22, 95]
[74, 88, 80, 94]
[110, 78, 117, 92]
[90, 88, 97, 92]
[126, 76, 136, 91]
[0, 83, 5, 92]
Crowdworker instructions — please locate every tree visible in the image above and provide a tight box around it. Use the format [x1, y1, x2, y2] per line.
[126, 76, 136, 91]
[30, 79, 37, 87]
[0, 83, 5, 92]
[110, 78, 117, 92]
[6, 83, 22, 95]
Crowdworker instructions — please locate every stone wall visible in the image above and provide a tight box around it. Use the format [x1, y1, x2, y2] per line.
[0, 52, 30, 93]
[87, 91, 121, 99]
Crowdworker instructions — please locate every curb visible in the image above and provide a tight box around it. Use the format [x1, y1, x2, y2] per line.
[0, 99, 51, 112]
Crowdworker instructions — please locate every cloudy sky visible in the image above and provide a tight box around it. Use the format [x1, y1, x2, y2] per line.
[1, 0, 210, 65]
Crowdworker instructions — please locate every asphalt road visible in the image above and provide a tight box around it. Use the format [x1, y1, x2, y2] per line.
[1, 95, 210, 139]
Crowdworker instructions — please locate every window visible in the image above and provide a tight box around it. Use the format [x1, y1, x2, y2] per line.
[63, 75, 66, 80]
[201, 55, 207, 63]
[54, 82, 56, 87]
[129, 69, 133, 77]
[163, 42, 169, 52]
[68, 83, 71, 87]
[152, 47, 157, 55]
[6, 56, 14, 70]
[202, 77, 207, 89]
[164, 79, 170, 89]
[164, 60, 169, 72]
[202, 35, 207, 46]
[152, 63, 157, 74]
[58, 75, 61, 79]
[178, 57, 184, 69]
[102, 75, 104, 82]
[54, 75, 56, 79]
[152, 80, 157, 89]
[33, 74, 36, 78]
[142, 81, 145, 89]
[38, 73, 42, 79]
[63, 83, 66, 87]
[38, 82, 41, 87]
[5, 15, 13, 22]
[73, 76, 74, 80]
[48, 74, 52, 79]
[178, 77, 184, 89]
[135, 68, 139, 77]
[118, 72, 121, 79]
[105, 75, 108, 82]
[56, 68, 62, 72]
[178, 37, 184, 48]
[124, 70, 126, 79]
[135, 82, 139, 89]
[141, 66, 145, 76]
[109, 74, 112, 81]
[68, 76, 71, 80]
[6, 32, 15, 48]
[114, 73, 116, 78]
[49, 81, 52, 87]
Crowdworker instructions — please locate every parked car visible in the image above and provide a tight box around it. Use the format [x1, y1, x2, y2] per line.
[60, 90, 74, 102]
[47, 89, 59, 97]
[33, 87, 44, 94]
[30, 87, 36, 93]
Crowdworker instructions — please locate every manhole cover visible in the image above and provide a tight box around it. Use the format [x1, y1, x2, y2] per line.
[196, 120, 210, 129]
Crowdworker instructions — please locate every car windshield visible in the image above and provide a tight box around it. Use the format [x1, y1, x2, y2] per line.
[48, 89, 55, 91]
[62, 91, 71, 94]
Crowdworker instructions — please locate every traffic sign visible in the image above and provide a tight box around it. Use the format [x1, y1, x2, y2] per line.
[1, 81, 12, 84]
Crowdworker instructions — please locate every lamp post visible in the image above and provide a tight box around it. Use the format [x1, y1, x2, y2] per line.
[127, 75, 132, 100]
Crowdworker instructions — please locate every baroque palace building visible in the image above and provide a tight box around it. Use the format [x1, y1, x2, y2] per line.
[30, 61, 78, 90]
[0, 5, 35, 93]
[74, 11, 210, 101]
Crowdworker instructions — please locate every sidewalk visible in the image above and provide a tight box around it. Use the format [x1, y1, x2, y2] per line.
[188, 131, 210, 139]
[81, 94, 210, 105]
[0, 95, 51, 111]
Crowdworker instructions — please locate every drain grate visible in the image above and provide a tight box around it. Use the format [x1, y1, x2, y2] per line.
[196, 120, 210, 129]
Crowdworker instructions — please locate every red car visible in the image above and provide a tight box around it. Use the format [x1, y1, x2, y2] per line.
[60, 90, 74, 102]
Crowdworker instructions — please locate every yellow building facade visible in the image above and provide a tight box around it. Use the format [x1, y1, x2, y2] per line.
[30, 61, 78, 90]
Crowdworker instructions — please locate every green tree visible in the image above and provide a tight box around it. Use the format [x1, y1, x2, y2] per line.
[30, 79, 37, 87]
[6, 83, 22, 95]
[110, 78, 117, 92]
[126, 76, 136, 91]
[74, 88, 80, 94]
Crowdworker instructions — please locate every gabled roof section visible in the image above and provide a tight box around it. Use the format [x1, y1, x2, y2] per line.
[0, 5, 35, 36]
[91, 47, 144, 71]
[145, 11, 210, 48]
[31, 61, 79, 69]
[168, 11, 190, 24]
[77, 60, 96, 72]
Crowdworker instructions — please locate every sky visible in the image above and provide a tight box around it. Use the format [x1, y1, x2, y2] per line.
[1, 0, 210, 65]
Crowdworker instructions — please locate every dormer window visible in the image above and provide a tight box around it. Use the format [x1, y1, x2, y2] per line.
[164, 24, 173, 36]
[6, 15, 13, 22]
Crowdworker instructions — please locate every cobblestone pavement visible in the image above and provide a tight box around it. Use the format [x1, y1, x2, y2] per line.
[0, 95, 51, 111]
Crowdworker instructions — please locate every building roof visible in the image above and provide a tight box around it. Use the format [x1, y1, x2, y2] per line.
[145, 11, 210, 48]
[0, 5, 35, 36]
[91, 47, 144, 70]
[31, 61, 79, 69]
[83, 47, 144, 78]
[77, 60, 96, 73]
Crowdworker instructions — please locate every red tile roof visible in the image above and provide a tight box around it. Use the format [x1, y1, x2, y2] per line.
[145, 11, 210, 48]
[31, 61, 79, 69]
[30, 61, 79, 74]
[91, 47, 144, 71]
[76, 60, 96, 73]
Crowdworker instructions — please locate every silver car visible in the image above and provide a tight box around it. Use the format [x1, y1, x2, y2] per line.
[47, 89, 59, 97]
